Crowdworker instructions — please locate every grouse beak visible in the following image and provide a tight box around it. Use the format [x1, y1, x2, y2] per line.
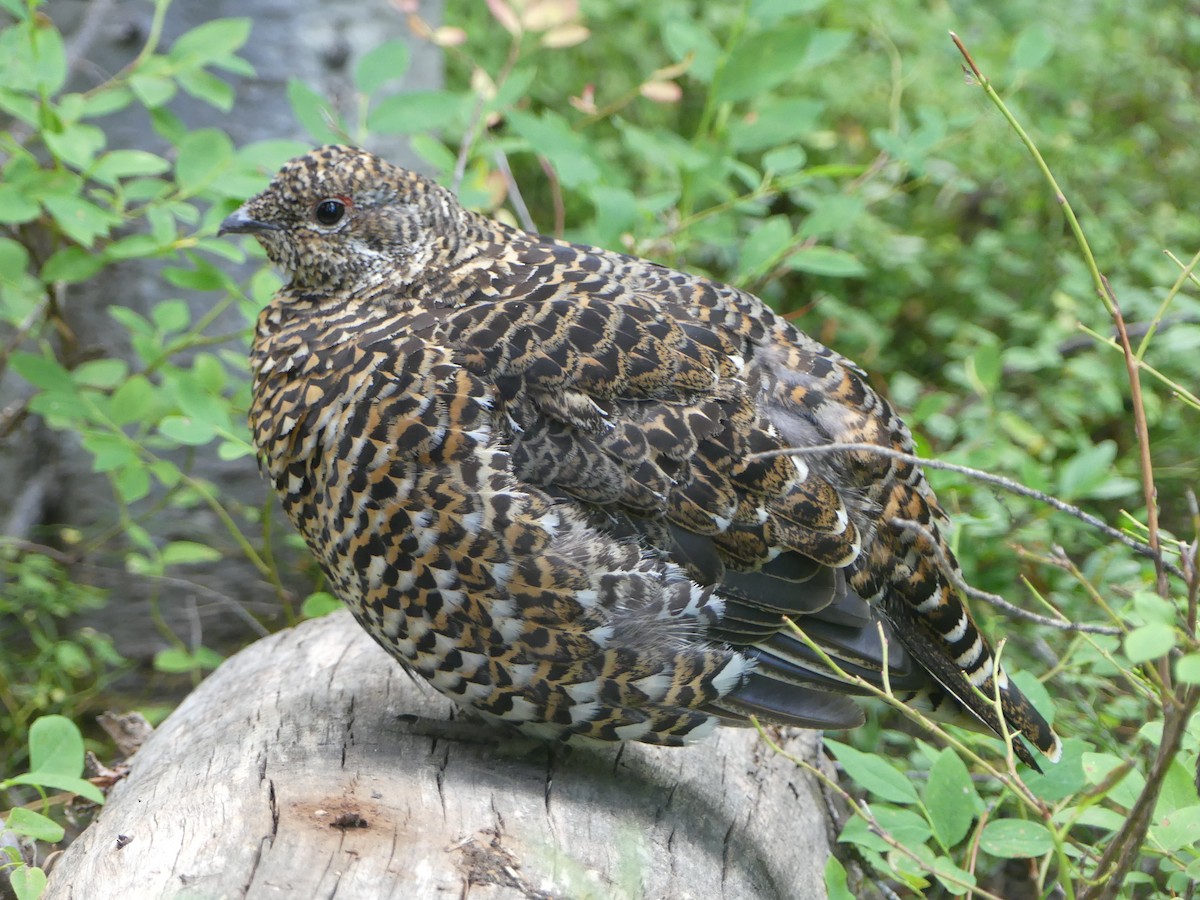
[218, 207, 280, 237]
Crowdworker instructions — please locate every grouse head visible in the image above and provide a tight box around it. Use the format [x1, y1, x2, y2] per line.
[219, 145, 465, 292]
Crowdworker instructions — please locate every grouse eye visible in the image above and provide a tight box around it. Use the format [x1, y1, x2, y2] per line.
[314, 198, 346, 226]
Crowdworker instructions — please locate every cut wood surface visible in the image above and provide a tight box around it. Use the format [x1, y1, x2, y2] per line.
[45, 610, 835, 899]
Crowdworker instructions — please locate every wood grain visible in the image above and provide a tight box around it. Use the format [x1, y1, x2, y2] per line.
[45, 610, 834, 899]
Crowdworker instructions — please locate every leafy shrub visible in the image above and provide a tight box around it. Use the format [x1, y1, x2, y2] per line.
[3, 0, 1198, 896]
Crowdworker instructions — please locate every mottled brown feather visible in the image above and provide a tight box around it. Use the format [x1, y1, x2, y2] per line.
[224, 145, 1061, 765]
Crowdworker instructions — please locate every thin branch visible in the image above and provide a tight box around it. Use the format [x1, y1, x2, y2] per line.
[493, 148, 536, 232]
[752, 719, 1010, 900]
[748, 442, 1185, 580]
[2, 539, 271, 637]
[1103, 276, 1169, 602]
[951, 32, 1168, 601]
[1185, 491, 1198, 639]
[537, 155, 565, 239]
[65, 0, 117, 79]
[1081, 686, 1200, 900]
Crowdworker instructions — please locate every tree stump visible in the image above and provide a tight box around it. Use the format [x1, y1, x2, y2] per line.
[44, 610, 835, 899]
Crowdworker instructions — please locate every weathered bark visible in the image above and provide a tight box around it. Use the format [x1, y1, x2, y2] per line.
[45, 610, 834, 899]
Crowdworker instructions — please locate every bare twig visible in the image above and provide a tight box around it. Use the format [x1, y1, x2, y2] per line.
[453, 30, 523, 192]
[1103, 276, 1169, 602]
[752, 719, 1010, 900]
[492, 149, 536, 232]
[65, 0, 118, 79]
[1, 539, 271, 637]
[952, 33, 1168, 600]
[949, 32, 1197, 900]
[748, 442, 1185, 580]
[1185, 491, 1198, 639]
[537, 155, 565, 239]
[1081, 687, 1200, 900]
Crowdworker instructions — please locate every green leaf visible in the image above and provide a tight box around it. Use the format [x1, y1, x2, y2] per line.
[0, 182, 41, 224]
[1124, 622, 1176, 664]
[8, 865, 48, 900]
[43, 123, 107, 170]
[79, 86, 136, 118]
[736, 216, 793, 284]
[731, 98, 825, 153]
[158, 415, 217, 446]
[507, 109, 601, 188]
[6, 772, 105, 805]
[55, 639, 91, 678]
[762, 145, 807, 174]
[11, 353, 74, 393]
[490, 66, 537, 113]
[661, 16, 721, 82]
[73, 358, 129, 390]
[716, 24, 820, 103]
[105, 234, 170, 261]
[1154, 758, 1200, 817]
[175, 129, 235, 196]
[108, 306, 154, 337]
[1010, 24, 1055, 71]
[168, 373, 230, 430]
[217, 438, 255, 461]
[930, 854, 976, 895]
[176, 67, 236, 112]
[287, 78, 344, 144]
[1176, 653, 1200, 685]
[825, 740, 920, 804]
[872, 804, 933, 846]
[41, 246, 106, 283]
[1151, 805, 1200, 852]
[751, 0, 830, 24]
[1132, 590, 1176, 626]
[368, 90, 467, 135]
[161, 541, 222, 566]
[966, 341, 1002, 394]
[785, 246, 866, 277]
[154, 646, 221, 674]
[710, 24, 844, 105]
[151, 298, 192, 332]
[302, 591, 342, 618]
[923, 749, 978, 849]
[796, 195, 864, 241]
[193, 646, 225, 671]
[978, 819, 1053, 858]
[154, 647, 197, 674]
[129, 72, 177, 108]
[824, 856, 853, 900]
[799, 28, 852, 70]
[355, 39, 411, 95]
[29, 19, 68, 94]
[169, 18, 252, 65]
[0, 87, 39, 125]
[81, 432, 137, 473]
[29, 714, 84, 777]
[0, 237, 30, 282]
[838, 813, 890, 854]
[42, 195, 119, 247]
[5, 807, 64, 843]
[1056, 440, 1118, 499]
[1070, 805, 1126, 833]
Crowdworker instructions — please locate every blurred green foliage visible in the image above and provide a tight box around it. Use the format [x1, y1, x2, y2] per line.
[2, 0, 1198, 895]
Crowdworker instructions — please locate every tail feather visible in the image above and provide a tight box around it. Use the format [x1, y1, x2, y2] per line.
[877, 566, 1061, 769]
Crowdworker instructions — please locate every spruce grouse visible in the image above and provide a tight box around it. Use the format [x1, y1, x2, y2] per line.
[220, 145, 1061, 768]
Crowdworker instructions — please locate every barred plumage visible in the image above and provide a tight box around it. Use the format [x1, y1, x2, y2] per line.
[221, 145, 1061, 766]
